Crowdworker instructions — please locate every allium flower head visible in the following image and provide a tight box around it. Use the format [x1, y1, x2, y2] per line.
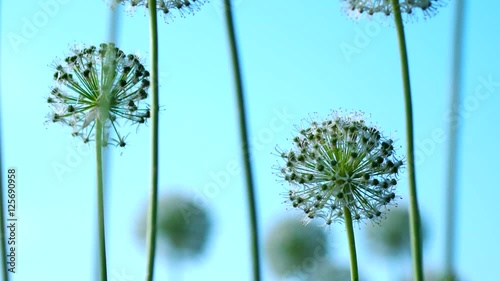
[137, 194, 212, 259]
[113, 0, 208, 22]
[47, 43, 150, 147]
[275, 110, 403, 226]
[341, 0, 447, 20]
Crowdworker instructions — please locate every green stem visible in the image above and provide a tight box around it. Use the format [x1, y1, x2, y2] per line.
[389, 1, 423, 280]
[145, 0, 159, 280]
[444, 1, 465, 280]
[93, 5, 120, 281]
[343, 207, 358, 281]
[0, 166, 9, 281]
[95, 120, 108, 281]
[223, 1, 261, 281]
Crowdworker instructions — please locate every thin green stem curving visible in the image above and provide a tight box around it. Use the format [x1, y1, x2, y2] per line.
[343, 207, 358, 281]
[95, 119, 108, 281]
[145, 0, 159, 280]
[389, 1, 423, 280]
[444, 1, 465, 280]
[223, 1, 261, 280]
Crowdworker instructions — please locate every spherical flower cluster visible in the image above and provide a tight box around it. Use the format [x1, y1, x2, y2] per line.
[341, 0, 447, 20]
[137, 194, 212, 259]
[113, 0, 208, 22]
[47, 43, 150, 147]
[157, 195, 212, 258]
[275, 111, 403, 225]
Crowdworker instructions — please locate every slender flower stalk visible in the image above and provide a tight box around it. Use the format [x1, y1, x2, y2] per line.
[92, 4, 121, 280]
[145, 0, 160, 280]
[95, 120, 108, 281]
[223, 1, 261, 280]
[343, 207, 359, 281]
[275, 110, 403, 281]
[389, 1, 423, 280]
[444, 1, 465, 280]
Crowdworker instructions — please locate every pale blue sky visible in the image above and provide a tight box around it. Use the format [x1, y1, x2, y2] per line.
[1, 0, 499, 280]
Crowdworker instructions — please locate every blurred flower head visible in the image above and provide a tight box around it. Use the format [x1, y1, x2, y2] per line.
[265, 217, 329, 278]
[366, 207, 428, 257]
[341, 0, 447, 20]
[275, 110, 403, 226]
[138, 194, 212, 260]
[47, 43, 150, 147]
[112, 0, 208, 22]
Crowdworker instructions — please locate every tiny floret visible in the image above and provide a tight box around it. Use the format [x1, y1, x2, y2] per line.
[275, 110, 403, 225]
[46, 43, 150, 147]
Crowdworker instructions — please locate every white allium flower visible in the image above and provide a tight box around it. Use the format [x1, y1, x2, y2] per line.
[275, 110, 404, 225]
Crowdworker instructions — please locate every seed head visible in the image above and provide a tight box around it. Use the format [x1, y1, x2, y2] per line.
[275, 110, 403, 225]
[341, 0, 447, 20]
[112, 0, 208, 22]
[47, 43, 150, 147]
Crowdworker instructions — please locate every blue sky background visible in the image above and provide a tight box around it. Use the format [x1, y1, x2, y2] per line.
[1, 0, 499, 280]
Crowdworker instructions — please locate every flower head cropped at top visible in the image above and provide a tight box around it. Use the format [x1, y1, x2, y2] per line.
[47, 43, 151, 147]
[113, 0, 208, 21]
[341, 0, 447, 20]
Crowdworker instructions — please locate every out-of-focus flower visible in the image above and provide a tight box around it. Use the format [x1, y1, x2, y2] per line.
[341, 0, 447, 20]
[366, 207, 428, 257]
[275, 110, 403, 226]
[112, 0, 208, 22]
[137, 194, 212, 260]
[47, 43, 150, 147]
[265, 217, 329, 278]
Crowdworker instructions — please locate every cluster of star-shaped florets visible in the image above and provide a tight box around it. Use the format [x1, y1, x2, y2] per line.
[47, 43, 150, 147]
[114, 0, 208, 22]
[341, 0, 447, 20]
[276, 111, 404, 225]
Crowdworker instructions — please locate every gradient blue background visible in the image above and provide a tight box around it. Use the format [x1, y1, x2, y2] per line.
[1, 0, 499, 280]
